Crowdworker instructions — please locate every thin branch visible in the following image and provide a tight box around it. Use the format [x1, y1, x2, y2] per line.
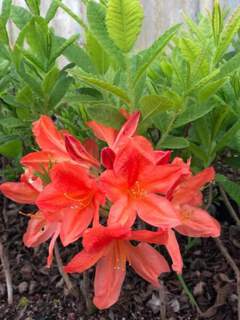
[219, 185, 240, 226]
[159, 280, 167, 320]
[215, 238, 240, 320]
[205, 183, 213, 211]
[54, 243, 79, 298]
[82, 271, 95, 313]
[0, 241, 13, 305]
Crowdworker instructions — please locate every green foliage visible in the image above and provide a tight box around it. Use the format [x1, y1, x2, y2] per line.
[0, 0, 240, 208]
[106, 0, 143, 52]
[217, 174, 240, 205]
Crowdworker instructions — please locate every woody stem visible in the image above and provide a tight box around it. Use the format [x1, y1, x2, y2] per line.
[54, 242, 79, 297]
[0, 241, 13, 305]
[219, 185, 240, 225]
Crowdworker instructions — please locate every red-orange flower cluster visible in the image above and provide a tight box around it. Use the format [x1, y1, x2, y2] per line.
[0, 112, 220, 309]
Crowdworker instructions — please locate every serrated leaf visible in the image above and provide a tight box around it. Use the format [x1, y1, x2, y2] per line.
[216, 174, 240, 205]
[158, 136, 190, 149]
[214, 6, 240, 63]
[140, 95, 178, 123]
[133, 24, 180, 86]
[174, 103, 217, 128]
[87, 1, 125, 67]
[212, 0, 223, 45]
[69, 67, 130, 104]
[198, 78, 227, 102]
[106, 0, 143, 52]
[178, 37, 201, 64]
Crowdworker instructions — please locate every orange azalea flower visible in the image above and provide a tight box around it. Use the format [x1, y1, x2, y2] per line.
[0, 168, 42, 204]
[88, 111, 171, 168]
[36, 162, 105, 246]
[100, 141, 189, 228]
[170, 167, 221, 238]
[23, 211, 61, 267]
[64, 225, 169, 309]
[21, 115, 98, 172]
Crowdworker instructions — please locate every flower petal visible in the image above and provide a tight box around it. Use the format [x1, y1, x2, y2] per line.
[0, 181, 39, 204]
[128, 243, 170, 287]
[23, 211, 58, 247]
[94, 250, 126, 309]
[165, 229, 183, 274]
[112, 111, 140, 150]
[87, 121, 117, 146]
[108, 197, 137, 228]
[137, 194, 180, 228]
[64, 249, 103, 273]
[65, 134, 99, 168]
[130, 229, 168, 245]
[100, 170, 127, 202]
[175, 205, 221, 237]
[47, 224, 61, 267]
[60, 206, 94, 247]
[33, 115, 67, 154]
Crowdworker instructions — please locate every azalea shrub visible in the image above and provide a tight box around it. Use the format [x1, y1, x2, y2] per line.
[0, 0, 240, 312]
[0, 112, 220, 309]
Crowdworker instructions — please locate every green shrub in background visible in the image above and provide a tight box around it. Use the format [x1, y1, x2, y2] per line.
[0, 0, 239, 205]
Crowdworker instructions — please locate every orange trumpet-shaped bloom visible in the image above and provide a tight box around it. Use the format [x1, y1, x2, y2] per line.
[0, 169, 42, 204]
[21, 115, 98, 172]
[64, 225, 169, 309]
[23, 211, 61, 267]
[171, 167, 221, 238]
[87, 111, 172, 167]
[100, 142, 189, 228]
[36, 162, 105, 246]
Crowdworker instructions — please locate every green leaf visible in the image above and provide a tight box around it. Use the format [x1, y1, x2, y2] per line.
[45, 0, 60, 22]
[140, 95, 178, 123]
[219, 51, 240, 77]
[42, 66, 60, 94]
[214, 6, 240, 63]
[174, 103, 217, 128]
[11, 5, 32, 29]
[69, 67, 131, 104]
[215, 120, 240, 152]
[49, 34, 79, 65]
[133, 24, 180, 86]
[87, 1, 125, 67]
[62, 40, 96, 74]
[198, 78, 227, 102]
[178, 37, 201, 64]
[106, 0, 143, 52]
[86, 104, 124, 128]
[1, 0, 12, 25]
[25, 0, 40, 15]
[212, 0, 223, 45]
[157, 136, 190, 149]
[0, 18, 9, 44]
[86, 32, 110, 75]
[0, 117, 24, 129]
[216, 174, 240, 205]
[0, 138, 23, 159]
[48, 70, 72, 108]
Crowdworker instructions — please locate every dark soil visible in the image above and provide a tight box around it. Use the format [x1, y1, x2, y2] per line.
[0, 194, 239, 320]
